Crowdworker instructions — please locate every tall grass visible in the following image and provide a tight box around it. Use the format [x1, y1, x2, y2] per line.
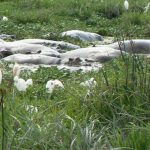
[0, 51, 149, 149]
[1, 0, 150, 38]
[0, 0, 150, 149]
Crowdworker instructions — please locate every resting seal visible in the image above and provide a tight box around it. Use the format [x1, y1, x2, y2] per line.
[3, 54, 61, 65]
[108, 39, 150, 54]
[61, 30, 104, 42]
[0, 41, 60, 58]
[15, 39, 80, 51]
[61, 46, 122, 64]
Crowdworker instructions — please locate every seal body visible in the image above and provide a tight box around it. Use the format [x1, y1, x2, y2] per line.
[61, 46, 121, 64]
[3, 54, 61, 65]
[61, 30, 104, 42]
[109, 40, 150, 54]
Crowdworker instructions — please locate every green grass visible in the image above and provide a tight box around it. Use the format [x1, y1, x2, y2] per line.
[0, 54, 149, 149]
[0, 0, 150, 149]
[1, 0, 150, 39]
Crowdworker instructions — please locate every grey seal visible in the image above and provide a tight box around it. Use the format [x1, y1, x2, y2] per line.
[108, 39, 150, 54]
[0, 41, 60, 58]
[61, 30, 104, 42]
[61, 46, 122, 64]
[15, 39, 80, 51]
[3, 54, 61, 65]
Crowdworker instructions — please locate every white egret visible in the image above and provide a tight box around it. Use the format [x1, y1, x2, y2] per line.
[80, 78, 97, 88]
[13, 63, 21, 77]
[0, 69, 2, 84]
[14, 76, 33, 92]
[46, 79, 64, 93]
[2, 16, 8, 21]
[14, 77, 27, 92]
[144, 2, 150, 13]
[26, 79, 33, 87]
[124, 0, 129, 10]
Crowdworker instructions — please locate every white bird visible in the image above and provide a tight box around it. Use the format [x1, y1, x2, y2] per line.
[46, 79, 64, 93]
[26, 79, 33, 87]
[14, 76, 33, 92]
[14, 77, 27, 92]
[2, 16, 8, 21]
[13, 63, 21, 77]
[144, 2, 150, 13]
[80, 78, 97, 89]
[124, 0, 129, 10]
[0, 68, 2, 84]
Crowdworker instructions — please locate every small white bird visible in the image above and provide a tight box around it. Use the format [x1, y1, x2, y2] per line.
[144, 2, 150, 13]
[14, 76, 33, 92]
[26, 79, 33, 87]
[124, 0, 129, 10]
[13, 63, 21, 77]
[0, 68, 2, 84]
[2, 16, 8, 21]
[14, 77, 27, 92]
[80, 78, 97, 89]
[46, 79, 64, 93]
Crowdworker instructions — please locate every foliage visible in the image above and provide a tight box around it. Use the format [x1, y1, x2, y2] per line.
[0, 53, 149, 149]
[0, 0, 150, 149]
[0, 0, 150, 38]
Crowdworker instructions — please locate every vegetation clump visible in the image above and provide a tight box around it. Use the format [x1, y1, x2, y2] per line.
[0, 0, 150, 149]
